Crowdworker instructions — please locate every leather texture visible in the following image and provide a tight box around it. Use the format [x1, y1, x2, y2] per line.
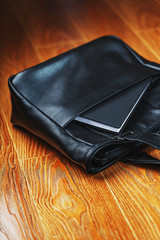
[8, 35, 160, 173]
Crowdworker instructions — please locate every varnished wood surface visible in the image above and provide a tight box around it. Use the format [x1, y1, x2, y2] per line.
[0, 0, 160, 239]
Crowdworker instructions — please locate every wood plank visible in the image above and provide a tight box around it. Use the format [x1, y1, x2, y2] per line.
[0, 0, 55, 160]
[0, 110, 48, 239]
[107, 0, 160, 61]
[107, 0, 160, 31]
[6, 0, 160, 61]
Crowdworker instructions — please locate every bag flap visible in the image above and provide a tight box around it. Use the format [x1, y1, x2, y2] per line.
[11, 35, 158, 127]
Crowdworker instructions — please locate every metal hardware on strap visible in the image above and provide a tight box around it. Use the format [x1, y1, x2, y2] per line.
[115, 131, 134, 141]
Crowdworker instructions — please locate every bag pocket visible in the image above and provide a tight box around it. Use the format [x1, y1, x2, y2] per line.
[64, 75, 154, 145]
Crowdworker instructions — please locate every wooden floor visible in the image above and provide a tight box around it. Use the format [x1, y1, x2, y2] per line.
[0, 0, 160, 239]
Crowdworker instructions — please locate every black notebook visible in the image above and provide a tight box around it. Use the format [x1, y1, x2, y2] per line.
[75, 79, 150, 133]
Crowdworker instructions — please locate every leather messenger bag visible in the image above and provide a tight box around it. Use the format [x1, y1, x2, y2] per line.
[8, 35, 160, 173]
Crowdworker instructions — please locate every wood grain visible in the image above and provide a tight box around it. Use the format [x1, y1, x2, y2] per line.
[0, 0, 160, 239]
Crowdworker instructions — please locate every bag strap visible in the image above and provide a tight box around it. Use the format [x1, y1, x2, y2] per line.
[135, 132, 160, 150]
[123, 149, 160, 165]
[122, 125, 160, 150]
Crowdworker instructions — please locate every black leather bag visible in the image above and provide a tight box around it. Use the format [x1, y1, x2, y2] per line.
[8, 35, 160, 173]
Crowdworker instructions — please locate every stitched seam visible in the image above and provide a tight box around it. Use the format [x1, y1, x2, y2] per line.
[64, 129, 93, 146]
